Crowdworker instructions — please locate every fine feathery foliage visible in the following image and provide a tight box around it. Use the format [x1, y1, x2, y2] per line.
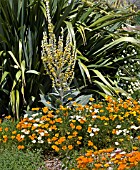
[0, 145, 45, 170]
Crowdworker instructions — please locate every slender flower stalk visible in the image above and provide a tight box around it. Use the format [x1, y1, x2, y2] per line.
[41, 0, 76, 103]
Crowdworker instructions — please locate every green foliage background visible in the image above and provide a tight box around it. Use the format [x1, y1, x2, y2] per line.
[0, 0, 140, 119]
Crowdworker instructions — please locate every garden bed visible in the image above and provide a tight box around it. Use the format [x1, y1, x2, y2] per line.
[0, 96, 140, 169]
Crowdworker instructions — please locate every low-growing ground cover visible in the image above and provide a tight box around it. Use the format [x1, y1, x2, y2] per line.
[0, 145, 45, 170]
[0, 96, 140, 169]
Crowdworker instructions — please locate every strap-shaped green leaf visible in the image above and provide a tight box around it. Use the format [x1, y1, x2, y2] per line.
[26, 70, 40, 75]
[78, 59, 91, 84]
[8, 51, 20, 69]
[12, 70, 22, 90]
[94, 80, 113, 96]
[93, 37, 140, 55]
[0, 71, 9, 84]
[92, 69, 113, 89]
[16, 90, 20, 119]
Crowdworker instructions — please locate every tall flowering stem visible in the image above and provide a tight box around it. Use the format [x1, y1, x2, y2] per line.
[41, 0, 76, 103]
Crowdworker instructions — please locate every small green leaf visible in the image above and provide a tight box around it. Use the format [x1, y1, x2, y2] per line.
[75, 94, 92, 105]
[12, 70, 22, 90]
[94, 80, 113, 96]
[0, 51, 4, 56]
[79, 60, 91, 83]
[89, 14, 116, 28]
[39, 94, 56, 110]
[92, 69, 112, 88]
[77, 25, 86, 45]
[65, 21, 76, 48]
[93, 37, 140, 55]
[8, 51, 20, 69]
[19, 40, 22, 64]
[26, 70, 40, 75]
[10, 90, 16, 115]
[0, 71, 9, 84]
[78, 60, 86, 85]
[76, 49, 89, 61]
[16, 90, 20, 119]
